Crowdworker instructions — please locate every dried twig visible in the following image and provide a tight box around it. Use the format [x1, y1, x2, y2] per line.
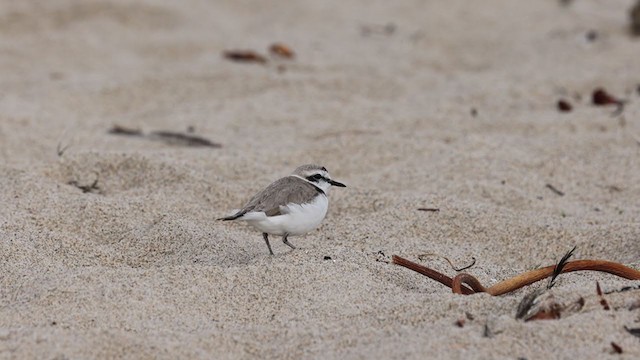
[596, 281, 611, 310]
[604, 283, 640, 294]
[545, 183, 565, 196]
[56, 142, 70, 157]
[417, 208, 440, 212]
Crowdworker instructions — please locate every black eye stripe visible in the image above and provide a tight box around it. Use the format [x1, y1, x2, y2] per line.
[306, 174, 325, 182]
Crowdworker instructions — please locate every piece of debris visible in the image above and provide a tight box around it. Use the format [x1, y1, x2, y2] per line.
[545, 183, 565, 196]
[548, 246, 576, 289]
[604, 284, 640, 295]
[417, 208, 440, 212]
[375, 250, 389, 264]
[68, 176, 100, 194]
[470, 108, 478, 117]
[148, 131, 221, 148]
[592, 88, 625, 116]
[269, 43, 295, 59]
[557, 99, 572, 112]
[630, 0, 640, 35]
[108, 125, 143, 136]
[361, 23, 396, 37]
[323, 256, 332, 261]
[516, 288, 584, 322]
[592, 88, 619, 105]
[417, 253, 476, 272]
[455, 318, 465, 328]
[585, 30, 598, 42]
[596, 281, 611, 310]
[108, 125, 221, 148]
[392, 247, 640, 296]
[611, 342, 623, 354]
[624, 326, 640, 338]
[56, 142, 70, 157]
[223, 50, 267, 64]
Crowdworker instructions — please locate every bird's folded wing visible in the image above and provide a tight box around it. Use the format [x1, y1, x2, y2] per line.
[243, 176, 322, 217]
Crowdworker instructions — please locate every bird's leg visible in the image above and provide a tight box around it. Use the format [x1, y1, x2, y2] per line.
[263, 233, 274, 255]
[282, 234, 296, 250]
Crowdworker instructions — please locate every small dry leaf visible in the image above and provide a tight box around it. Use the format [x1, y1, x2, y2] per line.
[592, 88, 619, 106]
[611, 342, 623, 354]
[557, 99, 572, 112]
[269, 43, 295, 59]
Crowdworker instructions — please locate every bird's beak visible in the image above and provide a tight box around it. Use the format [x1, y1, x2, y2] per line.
[329, 179, 346, 187]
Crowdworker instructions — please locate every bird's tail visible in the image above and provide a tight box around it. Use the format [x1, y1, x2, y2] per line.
[217, 211, 246, 221]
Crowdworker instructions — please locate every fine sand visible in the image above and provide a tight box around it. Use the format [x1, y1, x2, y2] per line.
[1, 0, 640, 358]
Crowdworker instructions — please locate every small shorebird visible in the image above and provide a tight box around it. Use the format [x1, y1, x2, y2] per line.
[218, 164, 346, 255]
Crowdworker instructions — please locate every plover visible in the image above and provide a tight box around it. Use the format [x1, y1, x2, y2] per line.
[218, 164, 346, 255]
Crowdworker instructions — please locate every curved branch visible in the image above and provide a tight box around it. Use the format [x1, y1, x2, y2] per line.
[392, 255, 474, 295]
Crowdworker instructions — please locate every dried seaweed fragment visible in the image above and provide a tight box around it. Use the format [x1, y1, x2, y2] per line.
[148, 131, 221, 148]
[108, 125, 143, 136]
[223, 50, 267, 64]
[392, 247, 640, 296]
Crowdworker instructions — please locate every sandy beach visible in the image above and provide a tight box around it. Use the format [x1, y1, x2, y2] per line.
[1, 0, 640, 358]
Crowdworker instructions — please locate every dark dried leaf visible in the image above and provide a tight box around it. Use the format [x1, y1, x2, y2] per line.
[548, 246, 576, 289]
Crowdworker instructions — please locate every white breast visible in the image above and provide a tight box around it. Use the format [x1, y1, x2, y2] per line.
[245, 194, 329, 236]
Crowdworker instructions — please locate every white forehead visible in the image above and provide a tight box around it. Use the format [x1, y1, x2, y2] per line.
[292, 164, 329, 177]
[304, 169, 328, 177]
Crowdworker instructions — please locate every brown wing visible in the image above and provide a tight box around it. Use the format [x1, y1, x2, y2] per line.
[241, 176, 323, 217]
